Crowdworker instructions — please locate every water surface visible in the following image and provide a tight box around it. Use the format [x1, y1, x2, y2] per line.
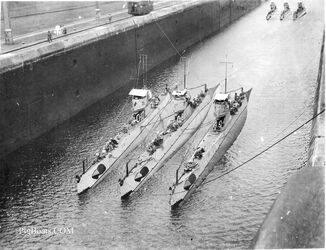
[0, 0, 324, 248]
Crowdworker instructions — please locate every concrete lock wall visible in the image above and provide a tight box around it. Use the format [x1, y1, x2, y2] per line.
[0, 0, 261, 159]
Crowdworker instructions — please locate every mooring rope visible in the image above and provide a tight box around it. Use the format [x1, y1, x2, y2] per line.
[202, 109, 325, 186]
[155, 21, 182, 57]
[152, 109, 325, 196]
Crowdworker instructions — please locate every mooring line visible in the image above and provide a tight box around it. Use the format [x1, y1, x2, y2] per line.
[202, 109, 325, 186]
[152, 109, 325, 196]
[155, 21, 182, 57]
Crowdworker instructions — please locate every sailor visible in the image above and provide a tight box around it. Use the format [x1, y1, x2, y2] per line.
[284, 2, 290, 11]
[151, 96, 160, 108]
[110, 138, 118, 148]
[113, 136, 119, 144]
[194, 147, 205, 159]
[147, 144, 155, 154]
[270, 2, 276, 11]
[121, 124, 128, 133]
[297, 2, 304, 12]
[102, 148, 107, 155]
[104, 138, 117, 152]
[235, 93, 242, 106]
[192, 97, 200, 107]
[165, 84, 169, 94]
[130, 119, 137, 126]
[104, 141, 111, 152]
[166, 119, 179, 133]
[47, 31, 52, 42]
[174, 120, 180, 130]
[230, 100, 239, 115]
[95, 152, 102, 162]
[196, 94, 202, 104]
[184, 161, 198, 172]
[133, 113, 139, 123]
[62, 27, 67, 35]
[177, 116, 183, 127]
[214, 114, 225, 131]
[153, 133, 163, 146]
[154, 95, 160, 103]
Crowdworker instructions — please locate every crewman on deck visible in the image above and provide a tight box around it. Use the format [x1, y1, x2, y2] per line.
[153, 133, 163, 146]
[283, 2, 290, 11]
[296, 2, 305, 12]
[194, 147, 205, 160]
[110, 138, 118, 148]
[270, 2, 277, 11]
[104, 138, 118, 152]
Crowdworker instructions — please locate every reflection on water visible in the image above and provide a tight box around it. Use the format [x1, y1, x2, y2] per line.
[0, 0, 324, 248]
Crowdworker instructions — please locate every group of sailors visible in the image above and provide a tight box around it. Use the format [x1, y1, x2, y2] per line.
[182, 147, 205, 173]
[230, 92, 243, 115]
[130, 95, 161, 126]
[167, 115, 184, 132]
[146, 114, 184, 155]
[147, 132, 164, 155]
[150, 96, 160, 109]
[90, 88, 206, 166]
[188, 95, 202, 108]
[213, 91, 244, 132]
[188, 90, 206, 109]
[87, 91, 166, 169]
[92, 137, 120, 164]
[184, 161, 198, 172]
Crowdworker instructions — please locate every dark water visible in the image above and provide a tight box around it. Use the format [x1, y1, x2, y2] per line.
[0, 0, 324, 248]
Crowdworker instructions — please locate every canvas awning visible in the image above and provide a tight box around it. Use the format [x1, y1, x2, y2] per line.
[129, 89, 149, 97]
[214, 93, 229, 101]
[172, 89, 187, 97]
